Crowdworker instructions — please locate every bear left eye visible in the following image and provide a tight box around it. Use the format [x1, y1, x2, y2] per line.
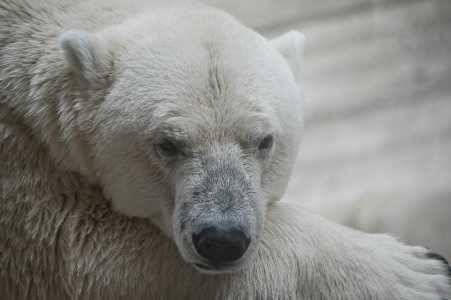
[159, 141, 178, 155]
[259, 136, 273, 150]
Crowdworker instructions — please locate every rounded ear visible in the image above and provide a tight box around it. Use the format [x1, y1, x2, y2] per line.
[270, 31, 305, 81]
[60, 29, 114, 88]
[60, 29, 98, 80]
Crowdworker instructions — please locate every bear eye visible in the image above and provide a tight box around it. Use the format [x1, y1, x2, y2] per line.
[259, 136, 273, 150]
[159, 141, 178, 155]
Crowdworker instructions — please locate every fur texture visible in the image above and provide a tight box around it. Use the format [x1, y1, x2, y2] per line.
[1, 113, 450, 299]
[1, 0, 305, 272]
[1, 0, 450, 299]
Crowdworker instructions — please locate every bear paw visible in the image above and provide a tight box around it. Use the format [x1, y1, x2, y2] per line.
[369, 234, 451, 299]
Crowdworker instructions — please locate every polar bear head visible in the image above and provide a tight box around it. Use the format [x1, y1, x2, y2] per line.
[59, 4, 304, 273]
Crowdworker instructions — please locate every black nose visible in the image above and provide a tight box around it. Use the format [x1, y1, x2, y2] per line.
[193, 227, 250, 263]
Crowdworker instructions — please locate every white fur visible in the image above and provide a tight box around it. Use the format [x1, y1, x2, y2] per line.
[0, 0, 450, 298]
[271, 30, 305, 81]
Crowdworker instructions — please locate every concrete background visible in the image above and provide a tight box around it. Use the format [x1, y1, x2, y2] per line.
[200, 0, 451, 258]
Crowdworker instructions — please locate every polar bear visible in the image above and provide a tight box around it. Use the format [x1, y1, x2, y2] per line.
[0, 0, 450, 299]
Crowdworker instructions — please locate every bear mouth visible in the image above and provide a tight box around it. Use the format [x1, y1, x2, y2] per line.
[194, 263, 215, 270]
[193, 262, 236, 273]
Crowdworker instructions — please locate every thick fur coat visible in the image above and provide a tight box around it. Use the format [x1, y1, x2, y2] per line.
[1, 0, 450, 299]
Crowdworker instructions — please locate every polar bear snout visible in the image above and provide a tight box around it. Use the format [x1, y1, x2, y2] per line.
[192, 226, 250, 264]
[172, 150, 265, 272]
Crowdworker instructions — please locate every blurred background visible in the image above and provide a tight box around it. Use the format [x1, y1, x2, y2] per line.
[200, 0, 451, 258]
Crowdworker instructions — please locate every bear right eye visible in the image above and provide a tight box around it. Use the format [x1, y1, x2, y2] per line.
[159, 141, 178, 155]
[259, 135, 273, 150]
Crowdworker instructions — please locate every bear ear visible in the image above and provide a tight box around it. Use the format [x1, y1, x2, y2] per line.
[270, 30, 305, 81]
[60, 29, 103, 85]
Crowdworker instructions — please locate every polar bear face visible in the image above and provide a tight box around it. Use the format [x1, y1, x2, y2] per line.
[60, 6, 304, 273]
